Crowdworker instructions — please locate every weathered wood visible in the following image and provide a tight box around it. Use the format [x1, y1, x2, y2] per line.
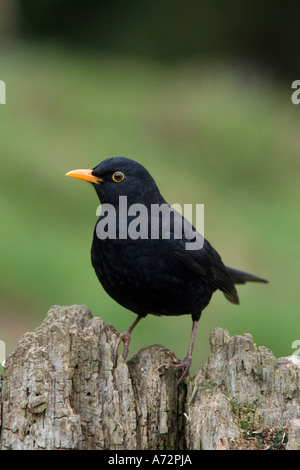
[0, 305, 299, 450]
[186, 328, 300, 449]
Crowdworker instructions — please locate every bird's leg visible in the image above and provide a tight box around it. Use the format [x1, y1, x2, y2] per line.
[159, 320, 199, 384]
[106, 315, 143, 361]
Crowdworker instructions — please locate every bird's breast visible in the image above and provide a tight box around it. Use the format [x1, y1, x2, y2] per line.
[91, 232, 213, 316]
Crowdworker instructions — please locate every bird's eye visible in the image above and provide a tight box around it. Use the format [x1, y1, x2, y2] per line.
[112, 171, 125, 183]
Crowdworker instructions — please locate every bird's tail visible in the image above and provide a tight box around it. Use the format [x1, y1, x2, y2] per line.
[226, 266, 268, 285]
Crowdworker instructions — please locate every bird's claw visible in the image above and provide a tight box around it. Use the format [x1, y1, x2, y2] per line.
[158, 351, 192, 384]
[159, 348, 182, 364]
[105, 324, 131, 361]
[114, 331, 131, 360]
[105, 323, 119, 336]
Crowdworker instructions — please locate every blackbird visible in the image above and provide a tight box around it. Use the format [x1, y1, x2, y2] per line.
[66, 157, 267, 382]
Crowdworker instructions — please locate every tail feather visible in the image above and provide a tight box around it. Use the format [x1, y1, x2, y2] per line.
[226, 266, 268, 285]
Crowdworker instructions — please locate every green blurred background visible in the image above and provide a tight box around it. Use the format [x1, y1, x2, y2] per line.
[0, 1, 299, 375]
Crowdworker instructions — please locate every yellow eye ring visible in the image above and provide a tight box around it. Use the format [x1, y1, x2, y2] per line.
[112, 171, 125, 183]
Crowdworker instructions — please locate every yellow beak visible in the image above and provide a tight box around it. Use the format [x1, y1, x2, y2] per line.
[65, 169, 103, 185]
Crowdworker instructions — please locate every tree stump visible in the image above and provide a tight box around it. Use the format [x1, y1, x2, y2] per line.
[0, 305, 299, 450]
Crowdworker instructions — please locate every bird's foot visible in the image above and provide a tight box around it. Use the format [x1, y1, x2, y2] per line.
[159, 349, 192, 384]
[159, 348, 183, 364]
[114, 330, 131, 360]
[105, 324, 131, 361]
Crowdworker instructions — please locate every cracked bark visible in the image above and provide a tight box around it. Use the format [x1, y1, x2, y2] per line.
[0, 305, 299, 450]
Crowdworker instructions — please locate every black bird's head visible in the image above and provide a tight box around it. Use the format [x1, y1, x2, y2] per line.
[66, 157, 163, 206]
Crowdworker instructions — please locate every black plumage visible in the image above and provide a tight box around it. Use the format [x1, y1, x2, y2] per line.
[66, 157, 267, 382]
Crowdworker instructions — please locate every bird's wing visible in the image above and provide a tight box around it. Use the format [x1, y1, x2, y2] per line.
[174, 238, 239, 304]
